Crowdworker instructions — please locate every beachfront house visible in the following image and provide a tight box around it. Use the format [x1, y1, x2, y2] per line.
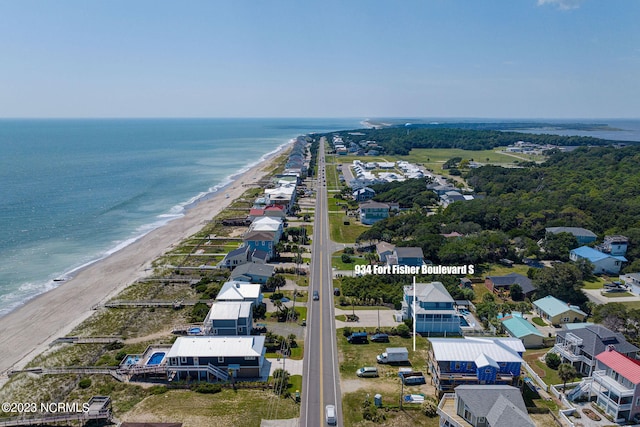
[500, 315, 544, 348]
[215, 281, 262, 307]
[570, 246, 627, 275]
[204, 301, 253, 336]
[249, 216, 283, 242]
[428, 337, 524, 394]
[359, 201, 390, 225]
[532, 295, 587, 326]
[242, 230, 277, 261]
[166, 336, 266, 382]
[484, 273, 536, 298]
[572, 348, 640, 423]
[221, 246, 250, 269]
[230, 263, 275, 284]
[545, 226, 597, 245]
[437, 385, 535, 427]
[554, 324, 639, 376]
[402, 282, 461, 335]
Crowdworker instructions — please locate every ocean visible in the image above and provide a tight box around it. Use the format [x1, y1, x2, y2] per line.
[0, 118, 361, 317]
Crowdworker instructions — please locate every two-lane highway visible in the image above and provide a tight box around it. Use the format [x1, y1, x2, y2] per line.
[301, 138, 342, 426]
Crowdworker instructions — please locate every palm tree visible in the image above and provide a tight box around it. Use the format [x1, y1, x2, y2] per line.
[558, 363, 577, 394]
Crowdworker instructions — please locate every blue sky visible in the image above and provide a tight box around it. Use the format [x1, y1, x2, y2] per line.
[0, 0, 638, 118]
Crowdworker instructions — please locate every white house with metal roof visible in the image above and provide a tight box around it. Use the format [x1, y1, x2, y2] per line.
[215, 281, 262, 307]
[570, 245, 627, 275]
[204, 301, 253, 336]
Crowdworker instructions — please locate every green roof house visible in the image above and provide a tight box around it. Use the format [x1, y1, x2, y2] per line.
[500, 315, 544, 348]
[533, 295, 587, 326]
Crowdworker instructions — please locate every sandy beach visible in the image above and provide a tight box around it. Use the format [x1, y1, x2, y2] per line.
[0, 145, 289, 382]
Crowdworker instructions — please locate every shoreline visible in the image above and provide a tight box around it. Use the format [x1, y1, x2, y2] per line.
[0, 141, 291, 381]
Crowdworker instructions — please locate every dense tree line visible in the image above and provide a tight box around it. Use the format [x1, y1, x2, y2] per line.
[370, 178, 438, 208]
[322, 127, 615, 155]
[351, 145, 640, 308]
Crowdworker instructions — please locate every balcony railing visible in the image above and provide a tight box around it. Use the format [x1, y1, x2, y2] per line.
[553, 344, 591, 365]
[592, 370, 635, 398]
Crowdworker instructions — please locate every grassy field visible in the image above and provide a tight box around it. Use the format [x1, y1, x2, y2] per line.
[329, 212, 369, 243]
[337, 329, 436, 427]
[122, 388, 300, 427]
[337, 329, 430, 376]
[331, 251, 369, 270]
[342, 389, 439, 427]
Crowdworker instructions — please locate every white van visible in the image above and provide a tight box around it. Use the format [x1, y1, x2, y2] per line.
[325, 404, 336, 425]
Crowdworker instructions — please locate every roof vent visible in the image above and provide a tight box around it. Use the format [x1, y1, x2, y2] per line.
[607, 344, 616, 352]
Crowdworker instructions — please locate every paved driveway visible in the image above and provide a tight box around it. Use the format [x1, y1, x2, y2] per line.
[334, 307, 401, 329]
[584, 288, 640, 305]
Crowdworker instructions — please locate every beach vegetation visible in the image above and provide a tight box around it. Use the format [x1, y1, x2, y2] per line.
[189, 302, 210, 323]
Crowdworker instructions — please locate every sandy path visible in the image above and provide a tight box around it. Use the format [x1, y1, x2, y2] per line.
[0, 145, 289, 381]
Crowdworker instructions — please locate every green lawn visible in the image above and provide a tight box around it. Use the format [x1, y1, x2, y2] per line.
[532, 317, 547, 326]
[329, 212, 369, 243]
[582, 276, 607, 290]
[601, 291, 634, 298]
[523, 349, 580, 386]
[331, 254, 369, 270]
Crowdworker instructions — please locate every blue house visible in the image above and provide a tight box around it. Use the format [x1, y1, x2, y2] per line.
[387, 247, 424, 267]
[166, 336, 266, 381]
[428, 337, 525, 393]
[403, 282, 461, 335]
[545, 226, 597, 245]
[230, 263, 275, 284]
[570, 246, 627, 275]
[242, 230, 277, 261]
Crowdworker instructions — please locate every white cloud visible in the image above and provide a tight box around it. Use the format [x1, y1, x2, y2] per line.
[537, 0, 584, 10]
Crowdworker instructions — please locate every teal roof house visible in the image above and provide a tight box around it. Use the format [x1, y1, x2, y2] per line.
[501, 315, 544, 348]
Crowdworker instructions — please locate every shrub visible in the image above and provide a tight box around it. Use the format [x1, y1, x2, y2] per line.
[78, 378, 92, 389]
[148, 385, 168, 395]
[397, 323, 411, 338]
[341, 254, 353, 264]
[422, 399, 438, 417]
[545, 352, 561, 370]
[192, 383, 222, 394]
[343, 327, 353, 337]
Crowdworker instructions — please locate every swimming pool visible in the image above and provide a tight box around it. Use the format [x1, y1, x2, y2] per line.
[459, 316, 470, 327]
[147, 352, 166, 366]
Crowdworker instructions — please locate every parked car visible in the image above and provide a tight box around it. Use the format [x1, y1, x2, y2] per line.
[313, 290, 319, 300]
[356, 366, 379, 378]
[347, 332, 368, 344]
[370, 333, 389, 343]
[333, 287, 340, 296]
